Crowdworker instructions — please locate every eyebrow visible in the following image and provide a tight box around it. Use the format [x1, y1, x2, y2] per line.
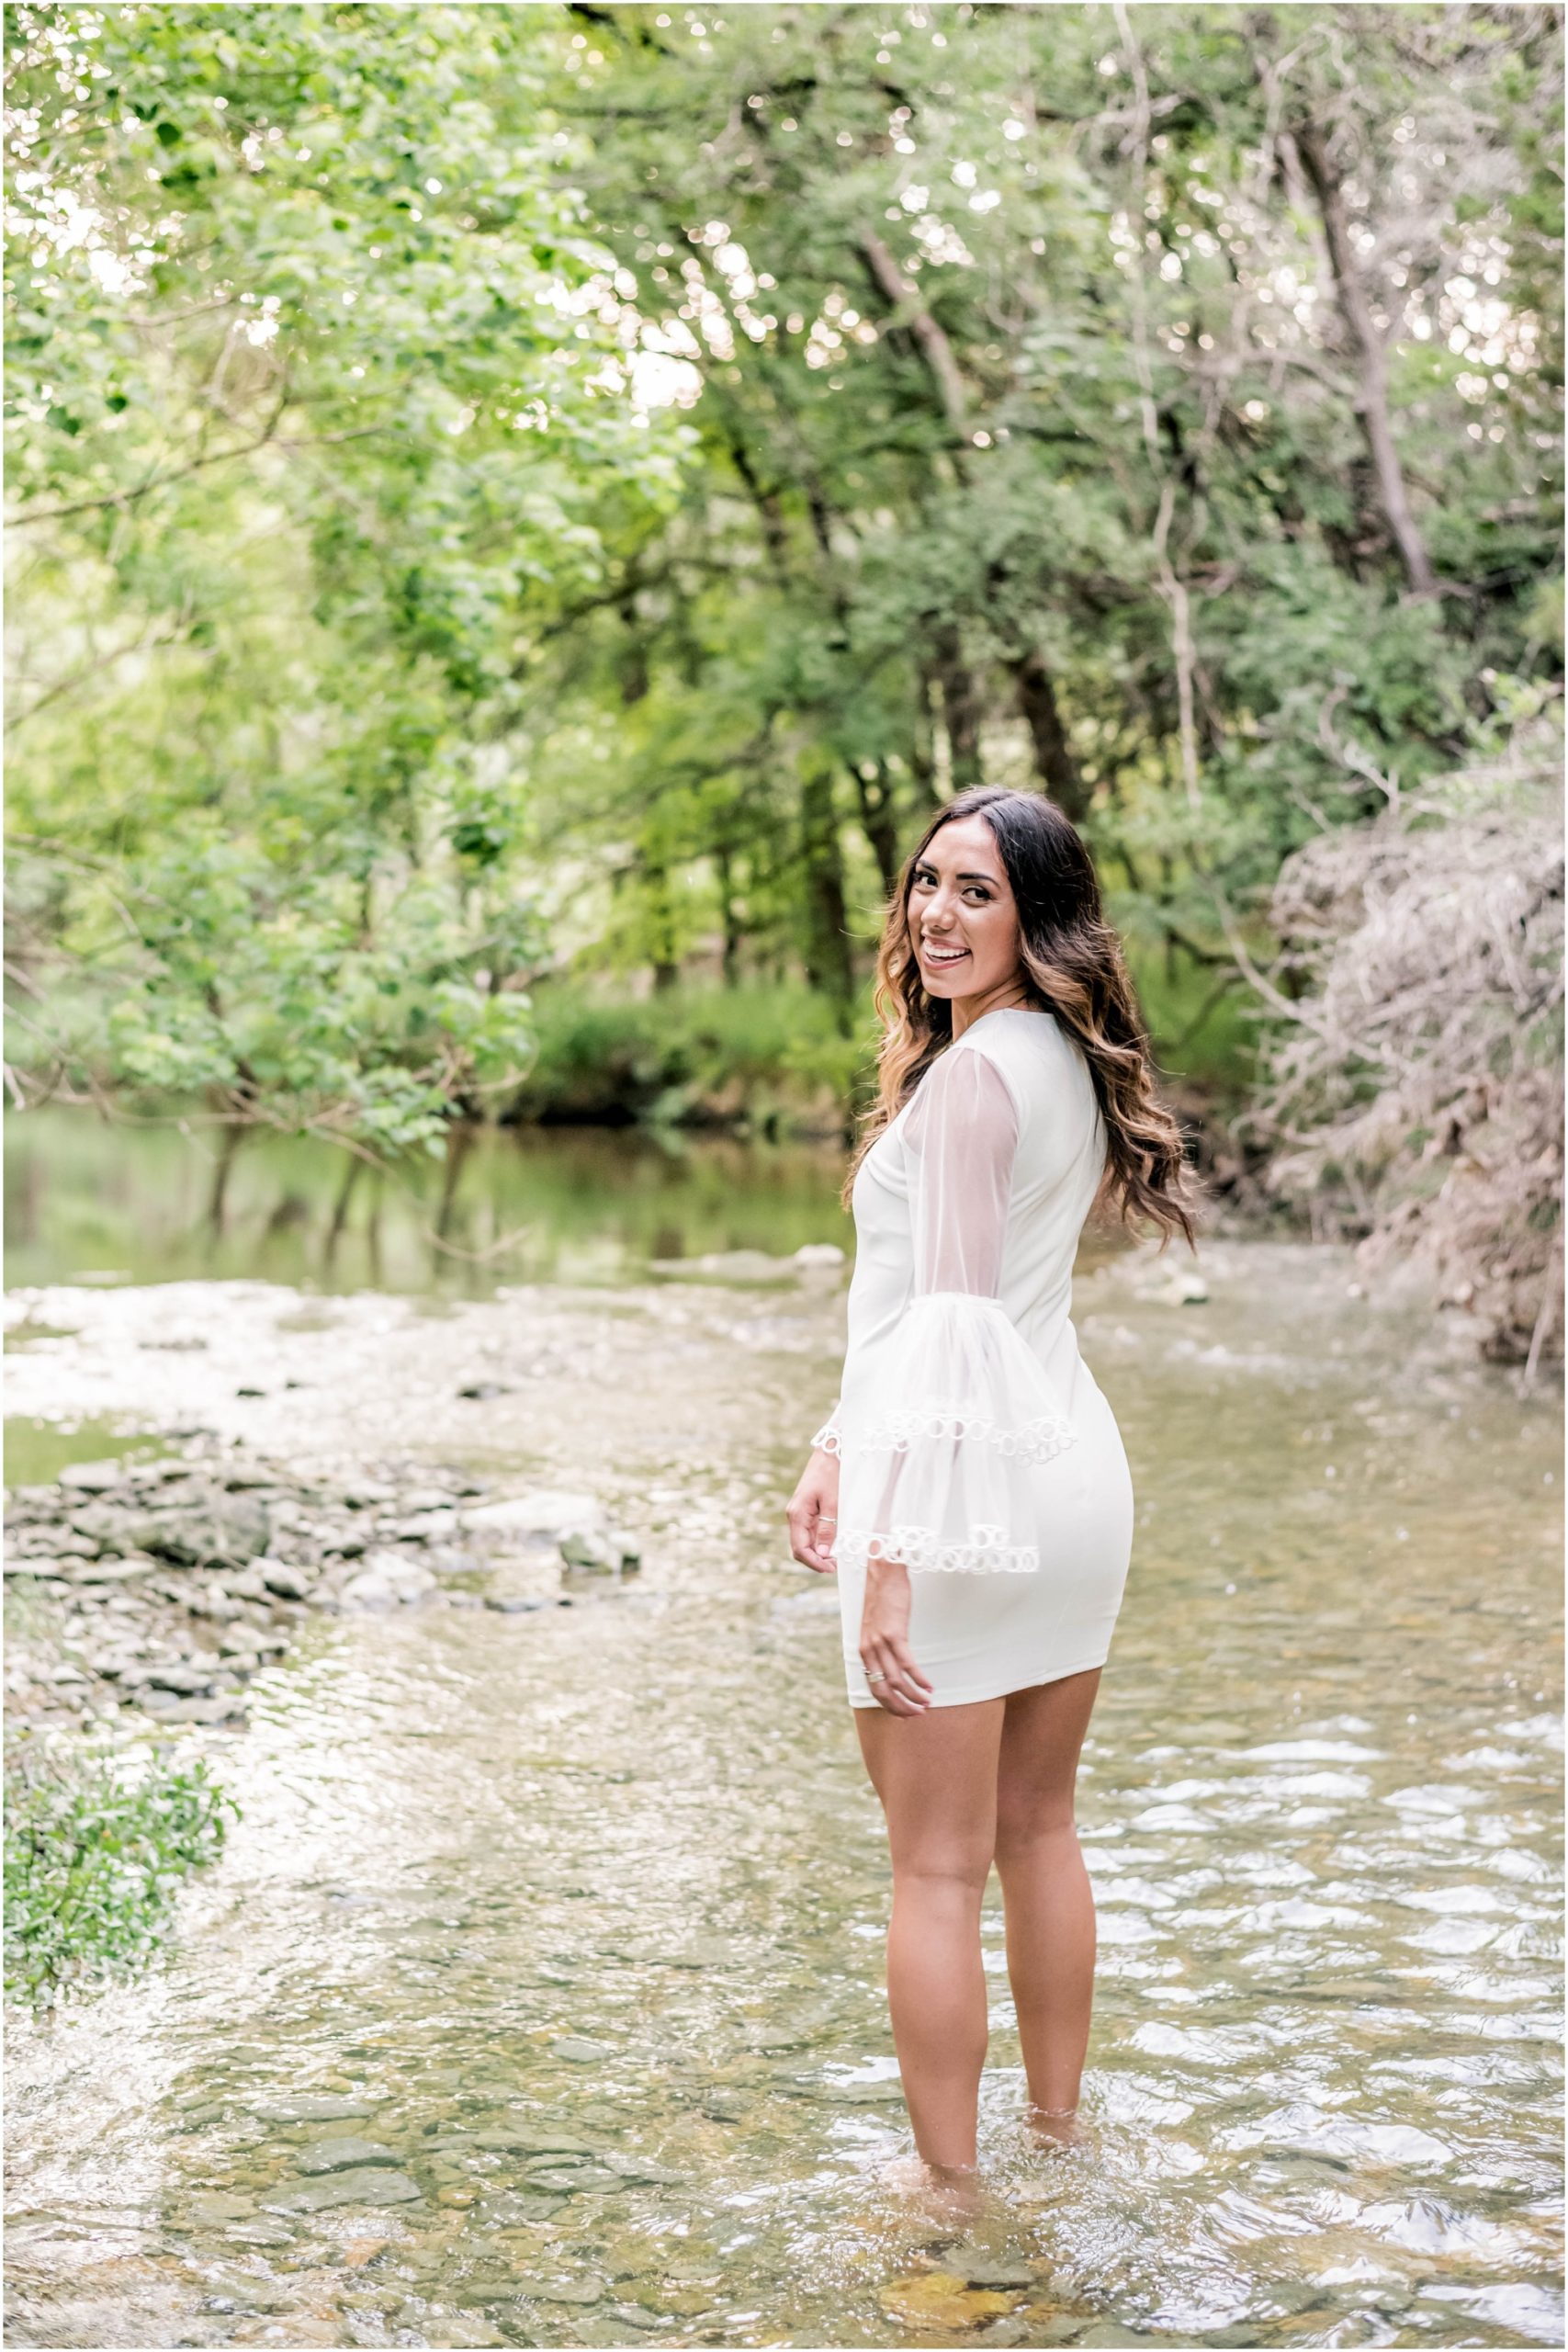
[917, 861, 998, 883]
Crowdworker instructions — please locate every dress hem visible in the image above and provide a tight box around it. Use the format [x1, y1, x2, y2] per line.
[845, 1653, 1110, 1710]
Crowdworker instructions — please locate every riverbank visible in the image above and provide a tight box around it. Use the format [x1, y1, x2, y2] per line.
[5, 1240, 1562, 2348]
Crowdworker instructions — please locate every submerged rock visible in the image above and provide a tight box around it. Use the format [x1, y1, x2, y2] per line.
[294, 2137, 401, 2175]
[265, 2165, 422, 2213]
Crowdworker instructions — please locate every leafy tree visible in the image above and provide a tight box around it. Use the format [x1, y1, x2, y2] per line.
[6, 2, 688, 1148]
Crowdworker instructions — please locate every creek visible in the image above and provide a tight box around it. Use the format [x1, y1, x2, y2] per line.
[4, 1113, 1562, 2347]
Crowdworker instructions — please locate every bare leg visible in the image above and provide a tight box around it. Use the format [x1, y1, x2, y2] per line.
[855, 1698, 1005, 2174]
[993, 1668, 1102, 2129]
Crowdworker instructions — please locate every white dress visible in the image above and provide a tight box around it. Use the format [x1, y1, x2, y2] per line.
[812, 1006, 1134, 1710]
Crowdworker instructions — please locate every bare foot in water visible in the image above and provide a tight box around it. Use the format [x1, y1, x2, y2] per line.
[1023, 2103, 1091, 2153]
[878, 2153, 988, 2224]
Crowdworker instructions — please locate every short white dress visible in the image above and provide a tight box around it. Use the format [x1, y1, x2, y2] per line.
[812, 1006, 1134, 1710]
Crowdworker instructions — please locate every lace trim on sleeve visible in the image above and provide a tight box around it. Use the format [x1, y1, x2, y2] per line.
[857, 1403, 1077, 1466]
[836, 1522, 1038, 1575]
[810, 1419, 842, 1457]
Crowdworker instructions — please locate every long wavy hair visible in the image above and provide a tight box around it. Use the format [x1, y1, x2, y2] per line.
[841, 786, 1201, 1251]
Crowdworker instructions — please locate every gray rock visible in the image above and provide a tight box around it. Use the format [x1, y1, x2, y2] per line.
[295, 2137, 401, 2175]
[68, 1555, 159, 1586]
[57, 1460, 124, 1494]
[187, 2192, 256, 2223]
[464, 1490, 602, 1538]
[248, 2096, 378, 2123]
[341, 1554, 437, 1610]
[962, 2259, 1040, 2290]
[550, 2037, 613, 2064]
[521, 2165, 624, 2195]
[524, 2279, 604, 2307]
[559, 1529, 621, 1575]
[389, 1511, 459, 1543]
[146, 1661, 220, 1695]
[256, 1558, 312, 1600]
[139, 1691, 249, 1724]
[223, 1568, 270, 1600]
[264, 2165, 422, 2213]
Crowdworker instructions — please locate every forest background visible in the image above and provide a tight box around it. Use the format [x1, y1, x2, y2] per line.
[5, 1, 1563, 1370]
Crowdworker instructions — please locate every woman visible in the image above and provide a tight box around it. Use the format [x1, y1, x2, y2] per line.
[785, 785, 1199, 2208]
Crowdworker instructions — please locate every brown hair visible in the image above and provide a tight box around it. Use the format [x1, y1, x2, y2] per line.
[841, 786, 1202, 1251]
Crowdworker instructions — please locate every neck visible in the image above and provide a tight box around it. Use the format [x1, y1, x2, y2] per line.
[948, 977, 1031, 1040]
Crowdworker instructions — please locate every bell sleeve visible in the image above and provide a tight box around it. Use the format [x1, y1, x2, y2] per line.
[837, 1044, 1078, 1575]
[809, 1402, 842, 1457]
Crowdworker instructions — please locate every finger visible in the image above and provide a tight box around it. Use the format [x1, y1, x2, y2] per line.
[785, 1499, 819, 1566]
[879, 1640, 931, 1711]
[863, 1640, 929, 1714]
[885, 1635, 934, 1697]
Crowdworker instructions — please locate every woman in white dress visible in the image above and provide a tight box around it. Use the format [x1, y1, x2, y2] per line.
[785, 785, 1200, 2206]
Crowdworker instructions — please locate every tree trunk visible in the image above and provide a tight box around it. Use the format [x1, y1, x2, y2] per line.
[639, 850, 680, 992]
[1292, 119, 1438, 599]
[931, 621, 982, 792]
[1011, 649, 1089, 820]
[799, 765, 855, 1007]
[853, 758, 902, 900]
[714, 841, 742, 986]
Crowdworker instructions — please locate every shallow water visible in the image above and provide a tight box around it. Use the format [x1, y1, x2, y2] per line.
[5, 1235, 1562, 2348]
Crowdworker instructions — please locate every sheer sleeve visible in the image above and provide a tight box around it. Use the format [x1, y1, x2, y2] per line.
[837, 1044, 1078, 1575]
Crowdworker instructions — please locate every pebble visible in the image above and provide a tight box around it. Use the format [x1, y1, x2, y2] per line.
[551, 2038, 613, 2064]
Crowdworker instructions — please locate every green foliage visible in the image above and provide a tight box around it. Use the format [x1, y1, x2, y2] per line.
[6, 4, 1562, 1142]
[5, 1741, 240, 2008]
[515, 982, 863, 1130]
[6, 2, 687, 1148]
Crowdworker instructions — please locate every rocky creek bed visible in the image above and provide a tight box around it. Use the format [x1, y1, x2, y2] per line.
[4, 1248, 1562, 2349]
[6, 1443, 642, 1736]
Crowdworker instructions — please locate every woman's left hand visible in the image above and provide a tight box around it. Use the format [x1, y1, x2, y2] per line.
[860, 1559, 933, 1715]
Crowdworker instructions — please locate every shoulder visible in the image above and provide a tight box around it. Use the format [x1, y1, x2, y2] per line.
[951, 1010, 1071, 1123]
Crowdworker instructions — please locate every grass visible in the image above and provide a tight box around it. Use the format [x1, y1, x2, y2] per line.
[5, 1738, 240, 2009]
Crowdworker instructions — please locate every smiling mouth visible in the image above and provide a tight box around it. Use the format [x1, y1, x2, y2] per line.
[923, 943, 969, 965]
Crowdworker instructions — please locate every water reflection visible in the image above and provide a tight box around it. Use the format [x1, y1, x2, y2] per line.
[4, 1107, 851, 1296]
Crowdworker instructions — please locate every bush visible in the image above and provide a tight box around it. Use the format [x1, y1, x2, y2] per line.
[5, 1742, 240, 2009]
[1243, 702, 1563, 1374]
[508, 982, 865, 1131]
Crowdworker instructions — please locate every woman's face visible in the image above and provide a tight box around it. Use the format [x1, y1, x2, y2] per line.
[907, 814, 1024, 1006]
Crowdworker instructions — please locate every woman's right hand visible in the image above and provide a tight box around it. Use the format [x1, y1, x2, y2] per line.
[786, 1448, 840, 1575]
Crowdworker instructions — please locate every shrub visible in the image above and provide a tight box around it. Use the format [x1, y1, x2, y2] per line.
[5, 1741, 240, 2009]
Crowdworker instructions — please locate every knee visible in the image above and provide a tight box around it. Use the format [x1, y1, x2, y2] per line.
[993, 1795, 1077, 1871]
[890, 1847, 992, 1908]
